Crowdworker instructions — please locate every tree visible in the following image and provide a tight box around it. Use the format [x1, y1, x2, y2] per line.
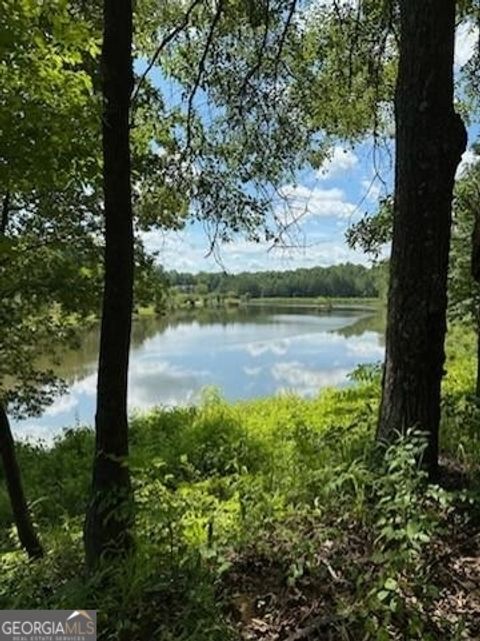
[84, 0, 135, 567]
[0, 406, 43, 559]
[167, 264, 379, 299]
[104, 2, 477, 488]
[0, 193, 103, 560]
[0, 0, 184, 562]
[0, 0, 100, 559]
[377, 0, 467, 474]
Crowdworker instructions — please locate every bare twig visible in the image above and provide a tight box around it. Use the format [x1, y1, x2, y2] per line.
[274, 0, 299, 84]
[185, 0, 224, 151]
[284, 614, 346, 641]
[131, 0, 203, 106]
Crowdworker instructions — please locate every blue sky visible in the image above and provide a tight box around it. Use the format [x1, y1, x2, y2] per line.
[143, 140, 394, 272]
[141, 19, 479, 274]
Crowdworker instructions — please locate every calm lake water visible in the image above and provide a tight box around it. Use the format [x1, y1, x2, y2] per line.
[13, 306, 385, 441]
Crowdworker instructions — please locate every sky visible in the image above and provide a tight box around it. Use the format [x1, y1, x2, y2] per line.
[141, 19, 479, 275]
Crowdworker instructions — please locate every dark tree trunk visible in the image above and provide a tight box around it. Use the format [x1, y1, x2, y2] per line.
[1, 192, 10, 235]
[0, 403, 43, 559]
[84, 0, 134, 568]
[0, 193, 42, 559]
[378, 0, 466, 475]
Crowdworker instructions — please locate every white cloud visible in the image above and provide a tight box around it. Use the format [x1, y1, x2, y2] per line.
[346, 336, 384, 358]
[455, 21, 478, 69]
[73, 373, 97, 396]
[456, 148, 479, 179]
[246, 339, 290, 358]
[278, 183, 356, 220]
[271, 361, 350, 395]
[243, 366, 262, 377]
[14, 423, 62, 444]
[143, 227, 370, 273]
[318, 146, 359, 181]
[361, 178, 383, 204]
[127, 358, 209, 410]
[44, 394, 79, 417]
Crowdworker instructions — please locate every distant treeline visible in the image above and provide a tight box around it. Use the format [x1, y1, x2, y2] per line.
[166, 263, 380, 298]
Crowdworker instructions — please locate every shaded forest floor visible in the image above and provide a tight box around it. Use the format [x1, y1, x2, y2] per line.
[1, 326, 480, 640]
[221, 459, 480, 641]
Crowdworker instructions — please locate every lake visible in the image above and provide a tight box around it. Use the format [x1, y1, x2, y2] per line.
[13, 306, 385, 440]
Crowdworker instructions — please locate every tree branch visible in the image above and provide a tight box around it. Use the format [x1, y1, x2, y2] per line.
[274, 0, 299, 84]
[185, 0, 224, 151]
[131, 0, 203, 106]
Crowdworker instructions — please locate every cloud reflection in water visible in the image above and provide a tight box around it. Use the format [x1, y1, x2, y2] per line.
[13, 309, 384, 441]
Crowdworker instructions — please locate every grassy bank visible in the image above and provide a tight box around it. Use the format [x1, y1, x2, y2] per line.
[170, 293, 381, 312]
[246, 296, 381, 311]
[0, 326, 479, 640]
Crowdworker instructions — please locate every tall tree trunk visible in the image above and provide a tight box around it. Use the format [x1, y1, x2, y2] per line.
[84, 0, 134, 568]
[378, 0, 466, 475]
[1, 192, 10, 235]
[0, 403, 43, 559]
[0, 192, 42, 559]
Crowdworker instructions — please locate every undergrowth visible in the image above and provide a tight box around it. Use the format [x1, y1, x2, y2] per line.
[0, 325, 479, 640]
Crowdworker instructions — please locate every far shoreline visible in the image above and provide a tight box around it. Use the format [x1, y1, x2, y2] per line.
[244, 296, 380, 312]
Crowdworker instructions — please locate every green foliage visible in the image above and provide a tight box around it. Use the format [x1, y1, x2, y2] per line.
[0, 541, 232, 641]
[346, 196, 393, 260]
[169, 262, 379, 299]
[0, 0, 179, 419]
[449, 152, 480, 324]
[0, 0, 100, 193]
[2, 323, 479, 638]
[348, 361, 383, 384]
[2, 1, 480, 637]
[134, 0, 398, 248]
[352, 430, 463, 641]
[0, 1, 100, 417]
[346, 149, 480, 318]
[0, 230, 102, 416]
